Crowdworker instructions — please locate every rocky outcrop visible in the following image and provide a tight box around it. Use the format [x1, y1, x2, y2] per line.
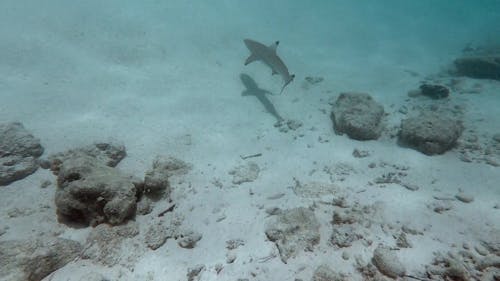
[48, 142, 126, 174]
[0, 238, 82, 281]
[55, 155, 137, 226]
[454, 56, 500, 80]
[265, 207, 320, 263]
[399, 111, 463, 155]
[0, 122, 44, 186]
[330, 92, 385, 140]
[143, 155, 191, 196]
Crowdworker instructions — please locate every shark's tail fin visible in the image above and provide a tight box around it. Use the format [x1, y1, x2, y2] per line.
[280, 74, 295, 94]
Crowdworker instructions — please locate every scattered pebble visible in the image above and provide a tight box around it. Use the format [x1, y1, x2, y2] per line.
[492, 133, 500, 143]
[352, 149, 370, 158]
[267, 193, 285, 200]
[265, 207, 282, 216]
[305, 76, 324, 85]
[229, 162, 260, 185]
[40, 180, 52, 188]
[226, 252, 237, 264]
[395, 232, 412, 248]
[400, 182, 419, 191]
[407, 89, 422, 97]
[342, 251, 350, 260]
[455, 192, 474, 203]
[214, 263, 223, 274]
[372, 245, 406, 278]
[226, 239, 245, 250]
[430, 201, 453, 213]
[178, 231, 202, 249]
[474, 244, 489, 256]
[187, 265, 205, 281]
[398, 106, 408, 114]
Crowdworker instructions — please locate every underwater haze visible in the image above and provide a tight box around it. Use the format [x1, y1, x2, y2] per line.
[0, 1, 499, 280]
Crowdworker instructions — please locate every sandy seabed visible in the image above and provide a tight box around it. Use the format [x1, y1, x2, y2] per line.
[0, 1, 499, 280]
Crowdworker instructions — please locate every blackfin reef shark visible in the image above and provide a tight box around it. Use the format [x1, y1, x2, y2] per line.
[243, 39, 295, 94]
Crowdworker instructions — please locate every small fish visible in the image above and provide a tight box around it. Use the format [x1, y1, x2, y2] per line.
[243, 39, 295, 94]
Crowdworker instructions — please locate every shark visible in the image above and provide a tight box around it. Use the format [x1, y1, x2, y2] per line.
[243, 39, 295, 94]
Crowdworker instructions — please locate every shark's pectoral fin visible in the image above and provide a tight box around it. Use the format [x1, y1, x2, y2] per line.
[279, 74, 295, 94]
[244, 54, 259, 65]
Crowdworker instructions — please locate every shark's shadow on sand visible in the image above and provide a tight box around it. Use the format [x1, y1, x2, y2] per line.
[240, 73, 284, 122]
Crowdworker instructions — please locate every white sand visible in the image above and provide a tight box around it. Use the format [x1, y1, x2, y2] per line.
[1, 1, 499, 280]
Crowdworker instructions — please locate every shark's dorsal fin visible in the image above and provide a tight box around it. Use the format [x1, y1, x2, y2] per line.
[269, 41, 279, 53]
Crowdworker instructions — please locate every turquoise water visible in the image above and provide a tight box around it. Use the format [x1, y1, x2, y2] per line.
[0, 1, 499, 281]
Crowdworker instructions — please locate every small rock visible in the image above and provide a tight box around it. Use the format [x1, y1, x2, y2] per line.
[38, 158, 51, 169]
[305, 76, 324, 85]
[398, 106, 408, 114]
[474, 244, 489, 256]
[144, 158, 172, 197]
[187, 264, 205, 281]
[485, 157, 499, 167]
[330, 227, 362, 248]
[455, 192, 474, 203]
[178, 230, 202, 249]
[136, 196, 153, 215]
[214, 263, 223, 274]
[400, 182, 419, 191]
[395, 232, 412, 248]
[265, 207, 320, 263]
[40, 180, 52, 188]
[226, 239, 245, 250]
[145, 223, 170, 250]
[229, 162, 260, 185]
[372, 245, 406, 278]
[311, 264, 346, 281]
[83, 222, 140, 267]
[493, 133, 500, 143]
[407, 89, 422, 97]
[431, 201, 453, 213]
[419, 84, 450, 99]
[265, 207, 282, 216]
[352, 149, 370, 158]
[287, 119, 303, 130]
[226, 252, 237, 264]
